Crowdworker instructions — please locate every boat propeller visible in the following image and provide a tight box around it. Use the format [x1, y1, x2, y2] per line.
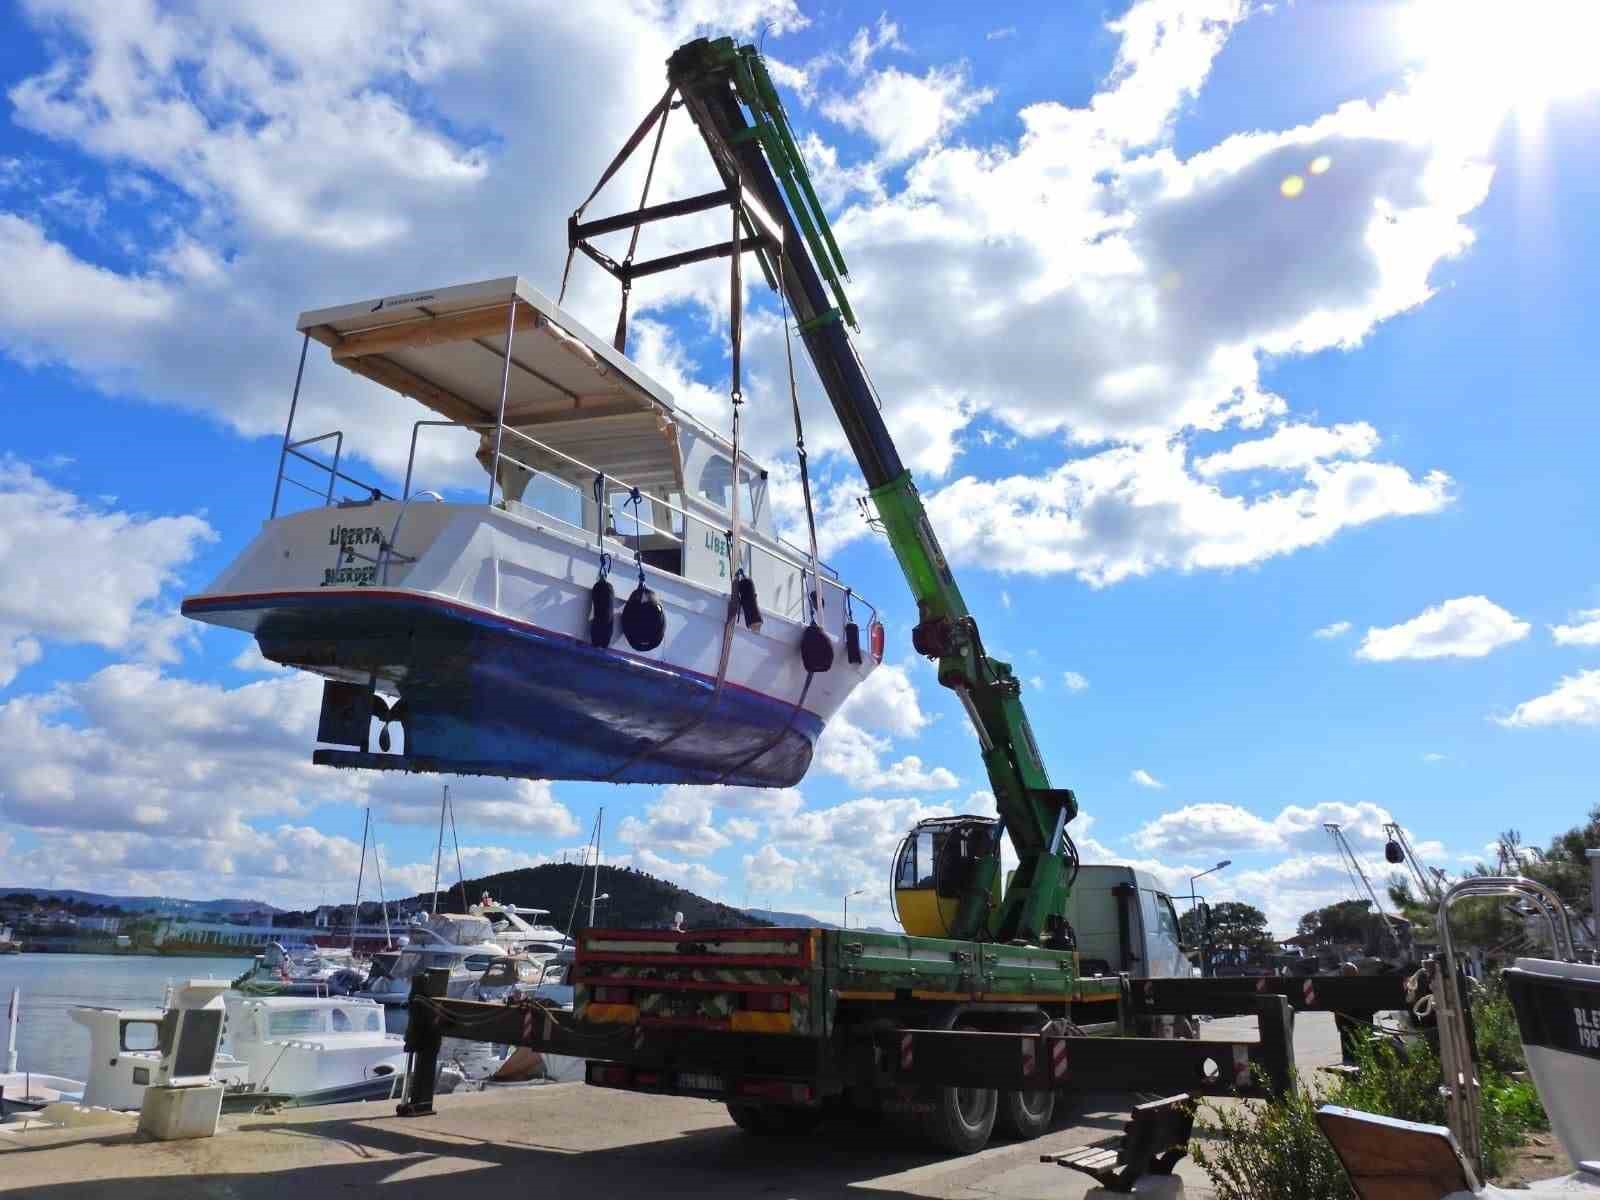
[371, 693, 407, 753]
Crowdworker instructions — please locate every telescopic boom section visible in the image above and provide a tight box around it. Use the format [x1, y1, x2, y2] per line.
[667, 38, 1077, 944]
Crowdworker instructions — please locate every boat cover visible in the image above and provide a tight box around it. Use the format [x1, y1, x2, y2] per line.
[297, 277, 682, 488]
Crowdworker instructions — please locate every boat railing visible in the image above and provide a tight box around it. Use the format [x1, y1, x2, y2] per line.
[271, 429, 395, 518]
[401, 418, 877, 627]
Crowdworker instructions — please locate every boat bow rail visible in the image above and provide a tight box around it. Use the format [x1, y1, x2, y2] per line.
[182, 275, 882, 788]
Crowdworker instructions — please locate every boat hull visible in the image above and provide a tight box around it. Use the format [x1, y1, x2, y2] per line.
[181, 502, 871, 789]
[1505, 958, 1600, 1167]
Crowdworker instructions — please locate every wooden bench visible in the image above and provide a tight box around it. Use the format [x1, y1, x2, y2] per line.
[1042, 1094, 1196, 1193]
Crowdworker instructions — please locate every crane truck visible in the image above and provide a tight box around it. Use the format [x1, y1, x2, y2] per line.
[394, 37, 1407, 1152]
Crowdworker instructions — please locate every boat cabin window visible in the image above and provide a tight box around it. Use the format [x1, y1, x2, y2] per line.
[464, 953, 497, 973]
[330, 1008, 351, 1033]
[122, 1020, 160, 1052]
[267, 1008, 327, 1038]
[479, 959, 520, 987]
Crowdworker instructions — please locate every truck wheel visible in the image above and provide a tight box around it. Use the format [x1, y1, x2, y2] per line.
[994, 1087, 1055, 1140]
[920, 1083, 997, 1153]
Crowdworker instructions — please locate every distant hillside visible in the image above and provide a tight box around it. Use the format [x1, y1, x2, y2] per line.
[411, 863, 770, 932]
[0, 887, 282, 915]
[744, 908, 839, 929]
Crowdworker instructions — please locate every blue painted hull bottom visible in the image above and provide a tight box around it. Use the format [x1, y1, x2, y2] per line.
[192, 592, 821, 788]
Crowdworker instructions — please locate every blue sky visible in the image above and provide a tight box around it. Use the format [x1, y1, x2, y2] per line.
[1, 0, 1598, 934]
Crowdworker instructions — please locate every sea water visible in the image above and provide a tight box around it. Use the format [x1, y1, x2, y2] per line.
[0, 953, 252, 1080]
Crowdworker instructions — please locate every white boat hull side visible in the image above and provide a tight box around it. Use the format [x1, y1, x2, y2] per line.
[183, 502, 877, 786]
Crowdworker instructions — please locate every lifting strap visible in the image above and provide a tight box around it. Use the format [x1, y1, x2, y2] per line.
[779, 282, 823, 620]
[558, 83, 676, 310]
[600, 180, 750, 782]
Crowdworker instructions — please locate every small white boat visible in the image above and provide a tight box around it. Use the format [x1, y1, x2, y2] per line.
[220, 995, 407, 1104]
[233, 940, 352, 996]
[181, 277, 882, 788]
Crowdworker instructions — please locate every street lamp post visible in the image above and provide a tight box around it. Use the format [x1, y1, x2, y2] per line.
[589, 891, 610, 927]
[1188, 860, 1231, 977]
[843, 888, 866, 930]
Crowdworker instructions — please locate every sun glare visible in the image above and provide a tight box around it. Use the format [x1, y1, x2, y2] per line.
[1397, 0, 1600, 132]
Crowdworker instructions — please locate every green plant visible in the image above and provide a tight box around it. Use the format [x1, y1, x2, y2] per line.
[1471, 977, 1529, 1076]
[1329, 1027, 1543, 1179]
[1191, 1081, 1353, 1200]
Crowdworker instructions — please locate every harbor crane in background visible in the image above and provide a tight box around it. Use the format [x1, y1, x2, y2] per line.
[1384, 821, 1447, 905]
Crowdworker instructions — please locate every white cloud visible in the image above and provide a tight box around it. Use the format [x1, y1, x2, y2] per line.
[1062, 671, 1090, 691]
[1130, 768, 1165, 790]
[742, 843, 805, 895]
[0, 459, 213, 685]
[985, 27, 1017, 42]
[1357, 596, 1530, 661]
[617, 787, 732, 859]
[916, 444, 1451, 587]
[0, 662, 579, 849]
[1195, 422, 1380, 478]
[628, 846, 725, 894]
[1313, 620, 1353, 640]
[1497, 669, 1600, 729]
[1551, 609, 1600, 647]
[822, 64, 993, 163]
[1422, 751, 1447, 763]
[1131, 799, 1400, 856]
[813, 663, 955, 789]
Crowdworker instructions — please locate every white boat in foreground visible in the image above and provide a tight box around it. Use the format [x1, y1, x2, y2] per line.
[181, 276, 882, 788]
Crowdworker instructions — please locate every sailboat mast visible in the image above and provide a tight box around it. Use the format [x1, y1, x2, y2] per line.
[589, 807, 604, 927]
[448, 787, 469, 913]
[351, 807, 370, 950]
[372, 838, 392, 948]
[432, 784, 448, 915]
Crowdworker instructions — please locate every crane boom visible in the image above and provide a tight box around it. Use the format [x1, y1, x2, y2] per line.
[664, 38, 1075, 943]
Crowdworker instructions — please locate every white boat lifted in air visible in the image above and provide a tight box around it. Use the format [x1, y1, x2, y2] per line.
[182, 277, 881, 787]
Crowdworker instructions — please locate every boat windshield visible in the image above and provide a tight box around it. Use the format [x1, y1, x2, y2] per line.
[478, 958, 522, 987]
[422, 915, 495, 945]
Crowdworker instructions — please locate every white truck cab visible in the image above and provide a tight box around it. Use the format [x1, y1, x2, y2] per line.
[1065, 865, 1194, 980]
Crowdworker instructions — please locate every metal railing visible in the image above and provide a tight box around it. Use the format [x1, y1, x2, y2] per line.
[401, 417, 877, 626]
[271, 430, 394, 517]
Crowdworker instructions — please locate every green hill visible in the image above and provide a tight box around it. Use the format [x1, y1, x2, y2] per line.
[413, 862, 771, 933]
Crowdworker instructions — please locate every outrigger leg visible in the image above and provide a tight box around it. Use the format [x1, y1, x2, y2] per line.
[396, 968, 450, 1117]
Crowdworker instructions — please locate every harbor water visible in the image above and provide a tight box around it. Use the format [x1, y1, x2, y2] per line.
[0, 953, 252, 1080]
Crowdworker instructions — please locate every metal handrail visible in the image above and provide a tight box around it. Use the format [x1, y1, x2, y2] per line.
[1436, 875, 1575, 969]
[276, 430, 392, 515]
[402, 417, 878, 625]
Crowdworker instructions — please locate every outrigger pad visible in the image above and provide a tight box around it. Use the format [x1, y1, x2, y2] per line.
[316, 680, 371, 748]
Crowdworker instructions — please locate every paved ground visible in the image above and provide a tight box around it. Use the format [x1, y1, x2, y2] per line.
[0, 1013, 1345, 1199]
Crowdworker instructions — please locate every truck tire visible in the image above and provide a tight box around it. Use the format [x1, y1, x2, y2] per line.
[994, 1087, 1054, 1140]
[919, 1083, 997, 1153]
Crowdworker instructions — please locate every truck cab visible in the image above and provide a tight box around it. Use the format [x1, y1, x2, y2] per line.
[1065, 865, 1193, 980]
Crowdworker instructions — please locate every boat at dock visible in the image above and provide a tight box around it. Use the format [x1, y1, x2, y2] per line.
[181, 277, 881, 788]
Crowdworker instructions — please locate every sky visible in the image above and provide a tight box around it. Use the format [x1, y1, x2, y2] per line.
[1, 0, 1598, 936]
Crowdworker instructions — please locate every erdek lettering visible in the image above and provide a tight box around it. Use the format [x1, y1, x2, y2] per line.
[322, 564, 377, 587]
[329, 525, 384, 548]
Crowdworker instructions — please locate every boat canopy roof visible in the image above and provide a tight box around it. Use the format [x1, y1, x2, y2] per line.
[297, 277, 684, 493]
[417, 913, 496, 945]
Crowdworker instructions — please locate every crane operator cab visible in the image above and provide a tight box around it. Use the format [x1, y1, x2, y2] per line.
[892, 816, 1003, 938]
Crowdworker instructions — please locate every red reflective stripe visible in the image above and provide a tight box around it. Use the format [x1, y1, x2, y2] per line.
[572, 974, 806, 994]
[577, 952, 807, 968]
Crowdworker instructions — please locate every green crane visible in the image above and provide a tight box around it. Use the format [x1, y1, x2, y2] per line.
[663, 38, 1079, 946]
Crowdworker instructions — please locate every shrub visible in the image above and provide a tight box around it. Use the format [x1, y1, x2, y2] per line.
[1191, 1081, 1354, 1200]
